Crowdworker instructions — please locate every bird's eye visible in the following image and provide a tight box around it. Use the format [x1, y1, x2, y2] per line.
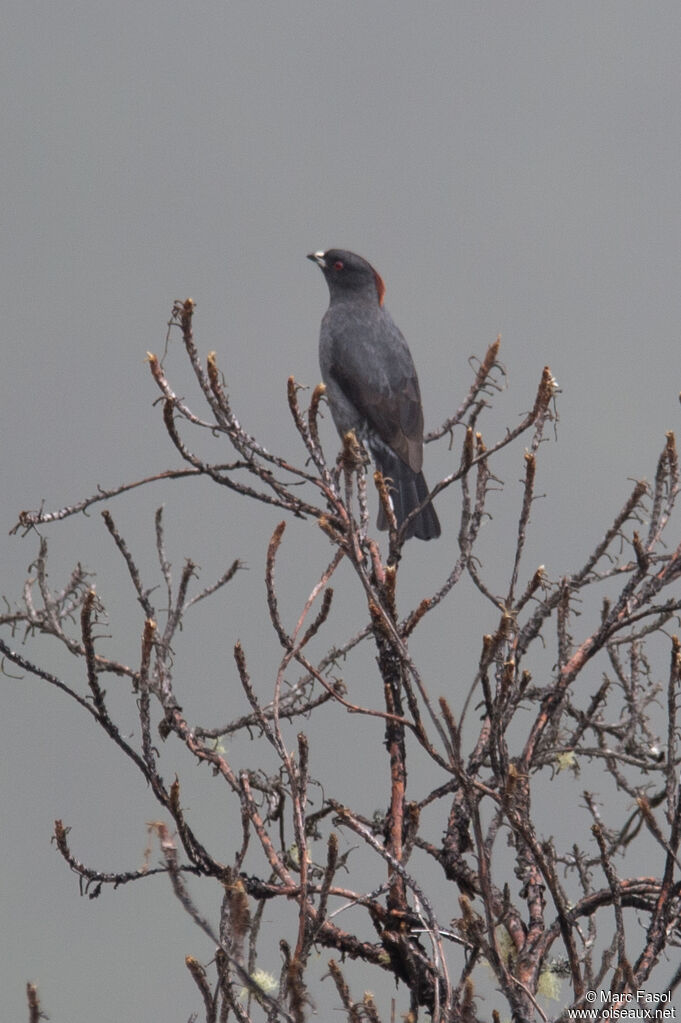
[333, 260, 344, 271]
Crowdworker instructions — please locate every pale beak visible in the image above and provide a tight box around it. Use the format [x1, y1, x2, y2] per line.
[307, 251, 326, 268]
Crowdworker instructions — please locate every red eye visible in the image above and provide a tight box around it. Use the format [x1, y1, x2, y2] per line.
[333, 260, 344, 271]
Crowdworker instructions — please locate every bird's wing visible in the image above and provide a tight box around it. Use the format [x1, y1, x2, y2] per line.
[327, 313, 424, 473]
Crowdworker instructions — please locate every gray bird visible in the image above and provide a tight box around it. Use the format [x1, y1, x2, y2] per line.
[308, 249, 440, 540]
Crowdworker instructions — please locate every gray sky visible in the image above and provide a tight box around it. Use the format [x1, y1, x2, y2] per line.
[2, 3, 681, 1020]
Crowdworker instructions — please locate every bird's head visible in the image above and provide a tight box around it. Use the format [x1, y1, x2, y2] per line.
[307, 249, 385, 306]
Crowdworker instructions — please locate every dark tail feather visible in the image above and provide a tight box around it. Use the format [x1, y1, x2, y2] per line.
[374, 451, 441, 541]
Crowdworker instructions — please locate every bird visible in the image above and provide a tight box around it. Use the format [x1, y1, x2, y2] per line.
[307, 248, 441, 541]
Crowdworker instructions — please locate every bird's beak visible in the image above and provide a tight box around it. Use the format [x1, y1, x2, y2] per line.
[307, 251, 326, 268]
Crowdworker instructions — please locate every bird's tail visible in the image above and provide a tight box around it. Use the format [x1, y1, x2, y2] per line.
[374, 449, 441, 541]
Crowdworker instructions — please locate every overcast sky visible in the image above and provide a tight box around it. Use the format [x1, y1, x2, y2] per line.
[2, 3, 681, 1020]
